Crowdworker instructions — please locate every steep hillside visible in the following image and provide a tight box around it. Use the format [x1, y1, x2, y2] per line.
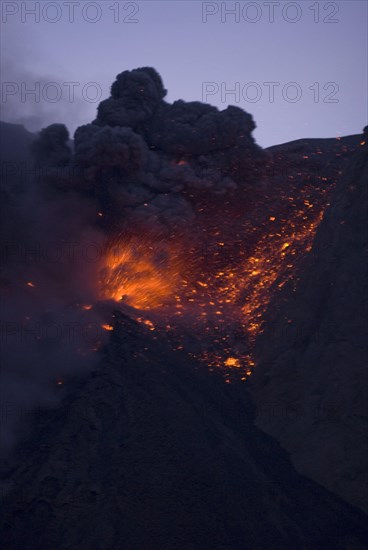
[1, 311, 368, 549]
[249, 143, 368, 512]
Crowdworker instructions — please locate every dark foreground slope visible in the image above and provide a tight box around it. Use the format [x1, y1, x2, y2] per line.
[1, 312, 368, 550]
[249, 143, 368, 513]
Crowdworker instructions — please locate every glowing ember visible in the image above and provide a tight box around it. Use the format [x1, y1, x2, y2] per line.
[136, 317, 155, 331]
[27, 282, 36, 288]
[101, 324, 114, 331]
[236, 207, 326, 345]
[224, 357, 241, 367]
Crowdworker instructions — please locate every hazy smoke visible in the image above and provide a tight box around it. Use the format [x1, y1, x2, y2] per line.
[0, 124, 109, 452]
[0, 59, 96, 134]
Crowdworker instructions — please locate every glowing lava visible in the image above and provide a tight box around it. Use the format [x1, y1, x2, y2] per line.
[101, 324, 114, 331]
[237, 207, 326, 344]
[99, 235, 185, 310]
[224, 357, 241, 367]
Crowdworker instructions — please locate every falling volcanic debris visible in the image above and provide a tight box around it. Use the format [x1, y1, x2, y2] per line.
[0, 68, 364, 451]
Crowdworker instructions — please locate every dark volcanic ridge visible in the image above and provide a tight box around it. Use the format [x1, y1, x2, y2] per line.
[1, 312, 368, 550]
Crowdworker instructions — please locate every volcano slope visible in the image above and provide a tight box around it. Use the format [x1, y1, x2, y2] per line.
[1, 311, 368, 550]
[0, 103, 367, 547]
[249, 142, 368, 513]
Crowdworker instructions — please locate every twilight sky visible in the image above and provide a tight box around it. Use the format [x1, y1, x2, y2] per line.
[1, 0, 367, 147]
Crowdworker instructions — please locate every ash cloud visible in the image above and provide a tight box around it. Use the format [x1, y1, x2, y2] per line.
[0, 67, 264, 451]
[70, 67, 264, 230]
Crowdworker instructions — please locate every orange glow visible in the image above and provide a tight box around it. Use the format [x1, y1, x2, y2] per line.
[137, 317, 155, 331]
[236, 208, 326, 346]
[224, 357, 240, 367]
[101, 324, 114, 331]
[27, 281, 35, 288]
[99, 235, 185, 310]
[187, 180, 331, 378]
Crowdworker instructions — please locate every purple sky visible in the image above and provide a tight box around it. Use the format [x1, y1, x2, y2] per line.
[1, 0, 367, 147]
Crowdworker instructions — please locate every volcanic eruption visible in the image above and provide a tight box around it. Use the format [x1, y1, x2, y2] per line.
[1, 67, 363, 416]
[73, 68, 350, 382]
[0, 68, 367, 548]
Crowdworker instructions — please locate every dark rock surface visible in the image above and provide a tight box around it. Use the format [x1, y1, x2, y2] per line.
[249, 142, 368, 513]
[1, 312, 368, 549]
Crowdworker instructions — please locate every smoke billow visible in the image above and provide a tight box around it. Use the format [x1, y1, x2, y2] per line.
[72, 67, 264, 228]
[31, 123, 72, 168]
[0, 67, 263, 451]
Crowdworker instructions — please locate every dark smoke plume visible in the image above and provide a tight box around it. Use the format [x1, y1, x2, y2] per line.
[69, 67, 264, 229]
